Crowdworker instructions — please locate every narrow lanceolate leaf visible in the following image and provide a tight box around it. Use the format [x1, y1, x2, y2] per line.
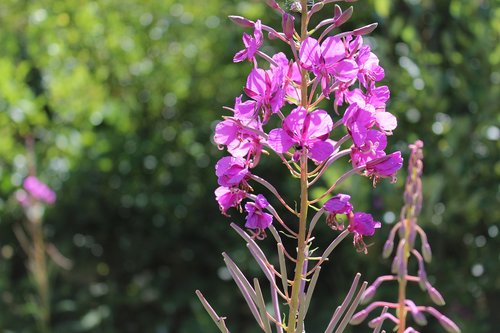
[223, 254, 264, 330]
[320, 229, 350, 263]
[302, 266, 321, 318]
[195, 290, 230, 333]
[277, 243, 289, 296]
[324, 273, 361, 333]
[231, 223, 267, 262]
[268, 225, 283, 244]
[254, 278, 273, 333]
[333, 281, 368, 333]
[223, 253, 257, 303]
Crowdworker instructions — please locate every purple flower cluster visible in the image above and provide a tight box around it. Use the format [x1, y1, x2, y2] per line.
[213, 4, 402, 241]
[16, 176, 56, 206]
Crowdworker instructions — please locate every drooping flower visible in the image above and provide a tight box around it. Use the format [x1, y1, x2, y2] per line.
[244, 194, 273, 230]
[365, 151, 403, 183]
[234, 20, 263, 63]
[215, 156, 250, 187]
[349, 212, 381, 237]
[215, 186, 247, 216]
[214, 97, 264, 161]
[268, 107, 335, 163]
[23, 176, 56, 205]
[324, 194, 353, 230]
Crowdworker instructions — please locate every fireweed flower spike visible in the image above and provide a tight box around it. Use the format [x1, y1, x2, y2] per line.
[351, 141, 461, 333]
[198, 2, 403, 333]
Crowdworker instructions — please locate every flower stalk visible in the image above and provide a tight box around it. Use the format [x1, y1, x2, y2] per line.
[203, 1, 404, 332]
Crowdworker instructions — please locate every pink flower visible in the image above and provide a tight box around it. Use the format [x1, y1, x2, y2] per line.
[350, 130, 387, 168]
[365, 151, 403, 182]
[349, 212, 381, 236]
[244, 66, 286, 123]
[214, 97, 263, 160]
[300, 37, 358, 95]
[23, 176, 56, 205]
[324, 194, 353, 215]
[234, 20, 263, 63]
[356, 45, 385, 87]
[215, 186, 247, 216]
[324, 194, 353, 230]
[245, 194, 273, 230]
[215, 156, 250, 187]
[268, 107, 335, 163]
[343, 103, 375, 147]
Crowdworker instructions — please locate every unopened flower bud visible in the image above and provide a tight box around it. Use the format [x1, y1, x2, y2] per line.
[289, 1, 302, 12]
[334, 6, 353, 27]
[411, 310, 428, 326]
[350, 310, 368, 325]
[418, 269, 427, 290]
[439, 315, 461, 333]
[382, 239, 394, 258]
[228, 15, 254, 28]
[282, 13, 295, 39]
[391, 254, 399, 274]
[334, 4, 342, 19]
[353, 23, 378, 36]
[428, 286, 446, 306]
[408, 223, 417, 248]
[360, 285, 377, 304]
[403, 328, 420, 333]
[309, 2, 324, 16]
[422, 242, 432, 263]
[265, 0, 281, 10]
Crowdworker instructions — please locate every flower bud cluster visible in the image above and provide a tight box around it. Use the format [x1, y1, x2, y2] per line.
[351, 141, 461, 333]
[214, 1, 402, 242]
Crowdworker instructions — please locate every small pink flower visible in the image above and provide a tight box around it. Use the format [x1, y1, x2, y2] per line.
[234, 20, 263, 63]
[324, 194, 353, 230]
[215, 156, 250, 187]
[23, 176, 56, 205]
[244, 194, 273, 230]
[349, 212, 381, 237]
[268, 107, 336, 163]
[215, 186, 246, 216]
[365, 151, 403, 183]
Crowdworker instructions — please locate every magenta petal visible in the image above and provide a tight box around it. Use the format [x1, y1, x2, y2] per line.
[283, 107, 307, 135]
[305, 109, 333, 139]
[214, 120, 238, 146]
[321, 36, 344, 64]
[233, 49, 248, 62]
[299, 37, 320, 69]
[375, 112, 397, 132]
[334, 59, 359, 82]
[246, 68, 266, 95]
[268, 128, 295, 153]
[324, 194, 352, 214]
[309, 140, 334, 162]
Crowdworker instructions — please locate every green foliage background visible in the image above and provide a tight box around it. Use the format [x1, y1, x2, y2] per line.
[0, 0, 498, 332]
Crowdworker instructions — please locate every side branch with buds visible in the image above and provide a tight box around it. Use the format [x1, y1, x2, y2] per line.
[351, 140, 461, 333]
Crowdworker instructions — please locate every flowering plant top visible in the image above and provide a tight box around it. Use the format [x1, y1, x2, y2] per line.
[201, 1, 404, 332]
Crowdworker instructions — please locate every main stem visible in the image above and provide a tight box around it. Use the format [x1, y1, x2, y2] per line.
[31, 212, 50, 333]
[287, 2, 309, 331]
